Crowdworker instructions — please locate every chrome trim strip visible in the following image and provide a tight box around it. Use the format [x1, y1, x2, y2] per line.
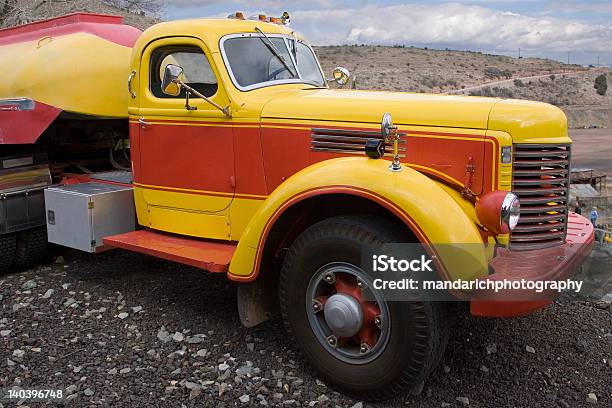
[0, 98, 35, 111]
[311, 148, 406, 158]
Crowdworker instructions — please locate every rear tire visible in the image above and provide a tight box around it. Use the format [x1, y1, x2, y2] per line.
[279, 215, 448, 401]
[0, 233, 17, 275]
[14, 227, 48, 270]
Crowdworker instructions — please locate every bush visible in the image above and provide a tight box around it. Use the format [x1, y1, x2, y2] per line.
[491, 87, 514, 98]
[418, 75, 439, 88]
[484, 67, 513, 79]
[469, 87, 513, 98]
[513, 79, 525, 87]
[594, 74, 607, 96]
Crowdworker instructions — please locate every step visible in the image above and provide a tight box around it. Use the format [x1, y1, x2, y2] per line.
[103, 230, 236, 272]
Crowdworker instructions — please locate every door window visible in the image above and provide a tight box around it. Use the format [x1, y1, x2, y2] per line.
[149, 46, 218, 99]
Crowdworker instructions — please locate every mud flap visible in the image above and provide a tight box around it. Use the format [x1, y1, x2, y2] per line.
[237, 274, 278, 328]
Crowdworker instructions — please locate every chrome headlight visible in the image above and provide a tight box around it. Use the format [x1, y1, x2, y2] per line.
[501, 192, 520, 231]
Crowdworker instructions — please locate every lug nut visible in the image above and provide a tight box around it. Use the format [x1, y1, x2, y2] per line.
[324, 274, 335, 284]
[374, 316, 382, 329]
[312, 301, 323, 313]
[360, 343, 370, 354]
[327, 336, 337, 347]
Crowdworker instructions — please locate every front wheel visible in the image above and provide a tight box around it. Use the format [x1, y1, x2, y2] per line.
[279, 216, 448, 401]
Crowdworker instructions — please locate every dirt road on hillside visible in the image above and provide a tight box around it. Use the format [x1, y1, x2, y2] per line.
[449, 70, 596, 94]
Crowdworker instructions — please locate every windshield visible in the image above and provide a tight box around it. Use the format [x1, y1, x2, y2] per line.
[222, 34, 325, 90]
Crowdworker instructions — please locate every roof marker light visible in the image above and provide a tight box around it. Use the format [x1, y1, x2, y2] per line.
[247, 14, 267, 21]
[227, 12, 245, 20]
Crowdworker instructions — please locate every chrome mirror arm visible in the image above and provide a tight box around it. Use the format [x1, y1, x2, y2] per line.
[179, 82, 232, 117]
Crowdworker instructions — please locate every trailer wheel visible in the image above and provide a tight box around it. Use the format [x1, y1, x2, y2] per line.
[0, 233, 17, 275]
[279, 215, 448, 402]
[14, 227, 48, 270]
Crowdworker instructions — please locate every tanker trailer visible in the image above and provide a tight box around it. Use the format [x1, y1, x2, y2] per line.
[0, 13, 140, 272]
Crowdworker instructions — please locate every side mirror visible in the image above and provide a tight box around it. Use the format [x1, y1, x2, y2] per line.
[331, 67, 350, 86]
[381, 112, 395, 141]
[161, 64, 184, 96]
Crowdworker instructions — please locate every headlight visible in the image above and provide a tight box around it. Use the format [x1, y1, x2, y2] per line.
[501, 192, 520, 230]
[476, 191, 521, 234]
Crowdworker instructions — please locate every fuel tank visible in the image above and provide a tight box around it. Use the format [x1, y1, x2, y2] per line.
[0, 13, 141, 143]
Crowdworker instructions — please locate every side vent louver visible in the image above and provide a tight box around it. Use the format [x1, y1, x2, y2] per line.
[311, 128, 406, 156]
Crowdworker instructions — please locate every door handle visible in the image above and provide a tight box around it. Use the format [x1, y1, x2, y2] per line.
[128, 70, 136, 99]
[138, 117, 151, 128]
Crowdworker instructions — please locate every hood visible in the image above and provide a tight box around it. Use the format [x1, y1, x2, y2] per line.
[261, 89, 496, 129]
[260, 89, 570, 144]
[488, 99, 570, 144]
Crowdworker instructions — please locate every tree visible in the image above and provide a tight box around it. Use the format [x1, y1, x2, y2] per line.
[594, 74, 607, 96]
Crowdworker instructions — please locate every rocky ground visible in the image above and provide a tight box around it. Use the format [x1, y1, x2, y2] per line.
[0, 246, 610, 408]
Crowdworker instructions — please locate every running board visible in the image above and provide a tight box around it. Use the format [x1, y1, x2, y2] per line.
[103, 230, 236, 272]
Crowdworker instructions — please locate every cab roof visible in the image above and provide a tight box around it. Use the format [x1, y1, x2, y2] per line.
[137, 18, 301, 54]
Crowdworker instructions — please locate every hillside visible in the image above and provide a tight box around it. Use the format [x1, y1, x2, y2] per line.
[315, 45, 585, 93]
[315, 45, 611, 128]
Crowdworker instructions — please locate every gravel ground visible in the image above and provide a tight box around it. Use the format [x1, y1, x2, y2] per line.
[1, 248, 610, 408]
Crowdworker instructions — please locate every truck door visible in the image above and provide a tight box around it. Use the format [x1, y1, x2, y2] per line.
[134, 37, 235, 240]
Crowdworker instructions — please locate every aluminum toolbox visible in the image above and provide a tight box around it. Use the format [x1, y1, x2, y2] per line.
[44, 182, 135, 252]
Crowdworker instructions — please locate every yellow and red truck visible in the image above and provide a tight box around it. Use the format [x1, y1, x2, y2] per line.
[0, 12, 594, 401]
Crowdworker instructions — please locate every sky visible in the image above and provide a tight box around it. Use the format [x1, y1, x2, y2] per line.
[162, 1, 612, 66]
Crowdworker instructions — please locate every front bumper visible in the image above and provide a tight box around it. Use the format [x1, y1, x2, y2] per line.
[471, 212, 595, 317]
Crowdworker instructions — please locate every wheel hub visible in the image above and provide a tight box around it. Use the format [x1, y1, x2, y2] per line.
[306, 262, 391, 364]
[323, 293, 363, 338]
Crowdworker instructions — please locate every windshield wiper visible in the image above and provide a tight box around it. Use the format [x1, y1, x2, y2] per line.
[254, 27, 297, 78]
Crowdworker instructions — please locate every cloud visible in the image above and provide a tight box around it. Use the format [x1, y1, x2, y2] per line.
[288, 3, 612, 52]
[548, 0, 612, 14]
[162, 2, 612, 58]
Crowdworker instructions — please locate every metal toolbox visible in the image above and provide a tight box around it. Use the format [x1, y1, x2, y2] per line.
[44, 182, 135, 252]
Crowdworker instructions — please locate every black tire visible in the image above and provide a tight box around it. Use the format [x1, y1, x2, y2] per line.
[14, 227, 48, 270]
[0, 233, 17, 275]
[279, 215, 448, 402]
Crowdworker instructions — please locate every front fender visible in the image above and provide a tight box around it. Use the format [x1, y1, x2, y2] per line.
[228, 157, 488, 282]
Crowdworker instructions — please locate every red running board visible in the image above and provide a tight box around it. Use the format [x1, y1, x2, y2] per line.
[103, 230, 236, 273]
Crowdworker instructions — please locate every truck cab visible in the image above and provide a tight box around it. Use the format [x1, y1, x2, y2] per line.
[0, 12, 595, 402]
[128, 18, 328, 241]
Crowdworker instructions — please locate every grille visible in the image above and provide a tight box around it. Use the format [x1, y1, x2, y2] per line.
[311, 128, 406, 156]
[510, 144, 571, 250]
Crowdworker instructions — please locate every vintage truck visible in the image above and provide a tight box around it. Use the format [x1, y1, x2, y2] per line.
[0, 12, 595, 401]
